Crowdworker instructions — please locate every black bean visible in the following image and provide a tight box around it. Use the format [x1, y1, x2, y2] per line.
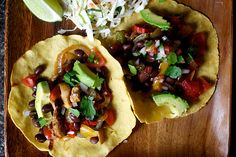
[35, 134, 47, 143]
[29, 111, 37, 118]
[42, 104, 53, 113]
[165, 77, 175, 85]
[73, 122, 80, 131]
[32, 91, 36, 98]
[28, 100, 35, 107]
[34, 64, 46, 75]
[122, 44, 131, 51]
[150, 70, 159, 78]
[109, 44, 120, 55]
[162, 82, 175, 92]
[90, 136, 99, 144]
[32, 117, 40, 128]
[136, 41, 144, 48]
[69, 113, 80, 122]
[74, 49, 85, 57]
[146, 55, 155, 62]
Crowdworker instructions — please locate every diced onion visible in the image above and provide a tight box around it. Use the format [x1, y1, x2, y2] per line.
[23, 110, 31, 117]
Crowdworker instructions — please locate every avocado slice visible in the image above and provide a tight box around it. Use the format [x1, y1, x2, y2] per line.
[73, 61, 103, 88]
[35, 81, 51, 118]
[140, 9, 170, 31]
[152, 93, 189, 117]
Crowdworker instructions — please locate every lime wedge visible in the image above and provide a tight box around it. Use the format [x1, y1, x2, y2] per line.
[23, 0, 63, 22]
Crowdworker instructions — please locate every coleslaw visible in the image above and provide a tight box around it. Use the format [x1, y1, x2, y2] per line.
[59, 0, 149, 41]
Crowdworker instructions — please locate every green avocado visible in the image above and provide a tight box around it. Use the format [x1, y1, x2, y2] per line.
[73, 61, 103, 88]
[152, 93, 189, 117]
[140, 9, 170, 31]
[35, 81, 51, 118]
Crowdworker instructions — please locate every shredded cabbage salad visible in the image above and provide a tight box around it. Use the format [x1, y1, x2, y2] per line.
[59, 0, 149, 41]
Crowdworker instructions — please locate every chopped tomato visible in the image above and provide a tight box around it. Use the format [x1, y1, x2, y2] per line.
[21, 74, 38, 88]
[199, 77, 211, 92]
[181, 79, 201, 101]
[43, 126, 53, 140]
[86, 48, 106, 68]
[178, 24, 193, 37]
[164, 43, 173, 55]
[132, 24, 152, 34]
[67, 130, 76, 138]
[146, 44, 158, 56]
[50, 86, 61, 101]
[170, 16, 181, 25]
[192, 32, 206, 56]
[81, 120, 97, 126]
[105, 108, 116, 126]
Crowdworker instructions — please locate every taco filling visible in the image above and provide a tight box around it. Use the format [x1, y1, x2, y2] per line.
[110, 9, 215, 119]
[22, 45, 116, 146]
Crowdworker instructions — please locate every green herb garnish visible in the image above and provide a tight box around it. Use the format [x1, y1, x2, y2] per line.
[167, 52, 177, 64]
[128, 64, 137, 75]
[80, 96, 96, 120]
[165, 66, 182, 79]
[88, 53, 95, 63]
[186, 53, 194, 64]
[38, 117, 47, 127]
[69, 108, 80, 118]
[177, 55, 185, 63]
[144, 41, 153, 48]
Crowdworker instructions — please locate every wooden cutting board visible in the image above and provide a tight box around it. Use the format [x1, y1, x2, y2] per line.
[4, 0, 232, 157]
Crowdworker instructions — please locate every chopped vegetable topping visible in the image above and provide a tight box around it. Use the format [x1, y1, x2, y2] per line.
[60, 0, 149, 40]
[69, 108, 80, 118]
[128, 64, 137, 75]
[140, 9, 170, 31]
[38, 117, 47, 127]
[165, 66, 182, 79]
[80, 96, 96, 120]
[167, 52, 177, 64]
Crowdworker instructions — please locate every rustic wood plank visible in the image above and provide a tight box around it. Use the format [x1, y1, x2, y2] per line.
[4, 0, 232, 157]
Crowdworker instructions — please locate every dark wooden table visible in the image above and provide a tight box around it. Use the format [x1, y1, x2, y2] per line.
[4, 0, 233, 157]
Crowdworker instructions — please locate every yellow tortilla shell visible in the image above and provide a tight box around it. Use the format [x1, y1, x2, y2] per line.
[8, 35, 136, 157]
[112, 0, 219, 123]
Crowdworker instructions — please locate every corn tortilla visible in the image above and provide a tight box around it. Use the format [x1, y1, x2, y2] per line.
[8, 35, 136, 157]
[111, 0, 219, 123]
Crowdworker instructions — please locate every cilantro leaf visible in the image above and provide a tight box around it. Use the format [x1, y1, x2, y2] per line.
[177, 55, 185, 63]
[94, 76, 104, 89]
[64, 71, 79, 86]
[167, 52, 177, 64]
[186, 53, 194, 64]
[165, 66, 182, 79]
[144, 41, 153, 48]
[159, 0, 166, 2]
[80, 96, 96, 120]
[128, 64, 137, 75]
[88, 53, 95, 63]
[69, 108, 80, 118]
[38, 117, 47, 128]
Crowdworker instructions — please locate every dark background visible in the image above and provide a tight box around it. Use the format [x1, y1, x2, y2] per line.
[0, 0, 233, 157]
[0, 0, 5, 156]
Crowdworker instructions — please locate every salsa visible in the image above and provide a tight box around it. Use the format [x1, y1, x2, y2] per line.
[110, 13, 212, 105]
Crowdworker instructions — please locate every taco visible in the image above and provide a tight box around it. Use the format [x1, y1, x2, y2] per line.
[8, 35, 136, 157]
[106, 0, 219, 123]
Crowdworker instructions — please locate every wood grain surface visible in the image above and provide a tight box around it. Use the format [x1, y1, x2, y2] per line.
[4, 0, 233, 157]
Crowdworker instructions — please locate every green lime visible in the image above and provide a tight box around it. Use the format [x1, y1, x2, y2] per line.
[23, 0, 63, 22]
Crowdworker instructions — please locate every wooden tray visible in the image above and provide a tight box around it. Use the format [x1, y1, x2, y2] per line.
[4, 0, 232, 157]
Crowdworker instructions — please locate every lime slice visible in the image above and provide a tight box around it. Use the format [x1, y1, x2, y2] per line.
[23, 0, 63, 22]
